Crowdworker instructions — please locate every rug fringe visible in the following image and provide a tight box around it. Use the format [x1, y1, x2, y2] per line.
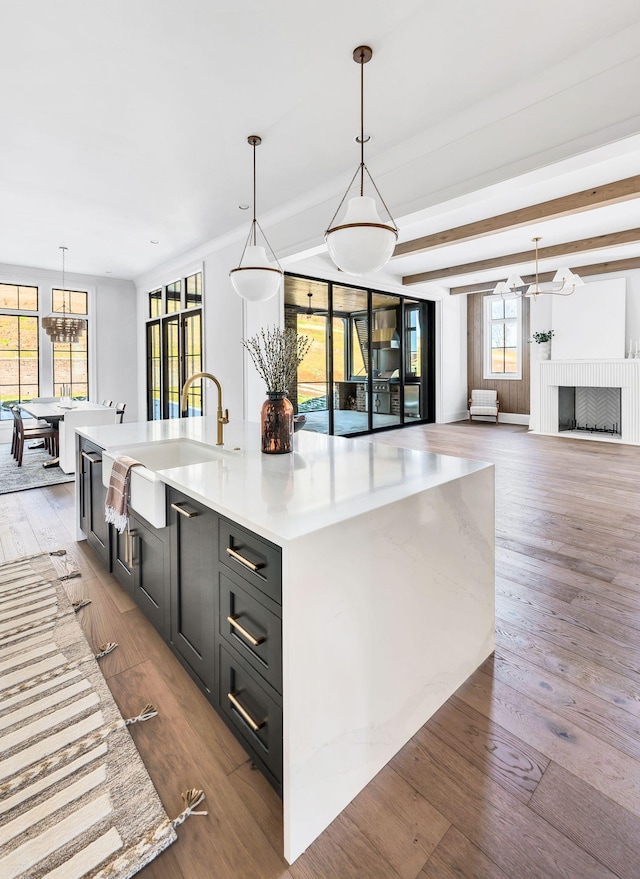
[126, 703, 158, 725]
[72, 598, 91, 611]
[95, 642, 118, 659]
[171, 789, 207, 827]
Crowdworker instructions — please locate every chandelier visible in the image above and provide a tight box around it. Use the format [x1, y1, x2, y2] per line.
[325, 46, 398, 275]
[42, 247, 86, 343]
[493, 237, 584, 299]
[229, 135, 283, 302]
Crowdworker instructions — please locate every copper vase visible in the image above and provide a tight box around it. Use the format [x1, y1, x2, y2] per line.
[261, 392, 294, 454]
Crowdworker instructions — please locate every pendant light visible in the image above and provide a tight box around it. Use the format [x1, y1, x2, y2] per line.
[230, 135, 283, 302]
[325, 46, 398, 275]
[42, 247, 86, 344]
[493, 238, 584, 299]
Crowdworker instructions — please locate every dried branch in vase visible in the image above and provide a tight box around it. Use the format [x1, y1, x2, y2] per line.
[242, 326, 312, 393]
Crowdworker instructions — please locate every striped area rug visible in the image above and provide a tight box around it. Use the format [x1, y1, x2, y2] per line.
[0, 551, 181, 879]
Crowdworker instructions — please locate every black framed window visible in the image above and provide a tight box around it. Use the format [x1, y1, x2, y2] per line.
[0, 313, 39, 420]
[146, 271, 203, 420]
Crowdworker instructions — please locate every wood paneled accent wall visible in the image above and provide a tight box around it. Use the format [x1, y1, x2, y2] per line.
[467, 293, 530, 415]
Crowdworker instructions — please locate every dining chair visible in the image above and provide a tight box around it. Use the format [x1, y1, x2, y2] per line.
[101, 400, 113, 407]
[11, 407, 58, 466]
[114, 401, 126, 423]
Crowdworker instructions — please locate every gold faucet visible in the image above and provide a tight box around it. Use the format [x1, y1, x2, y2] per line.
[181, 372, 229, 445]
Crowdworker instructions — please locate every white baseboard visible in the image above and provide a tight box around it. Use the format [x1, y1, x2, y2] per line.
[438, 410, 469, 424]
[470, 412, 530, 425]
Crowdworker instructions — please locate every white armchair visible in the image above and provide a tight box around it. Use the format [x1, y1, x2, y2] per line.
[468, 389, 499, 423]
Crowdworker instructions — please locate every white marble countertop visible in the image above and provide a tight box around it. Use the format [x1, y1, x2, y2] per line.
[77, 418, 492, 543]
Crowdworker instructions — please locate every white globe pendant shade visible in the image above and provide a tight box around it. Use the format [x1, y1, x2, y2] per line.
[325, 196, 398, 275]
[229, 245, 283, 302]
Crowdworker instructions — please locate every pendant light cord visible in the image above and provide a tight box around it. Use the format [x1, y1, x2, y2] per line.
[60, 246, 68, 316]
[252, 141, 257, 246]
[359, 49, 365, 196]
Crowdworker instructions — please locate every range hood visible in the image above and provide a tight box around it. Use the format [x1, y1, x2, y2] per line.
[372, 309, 400, 349]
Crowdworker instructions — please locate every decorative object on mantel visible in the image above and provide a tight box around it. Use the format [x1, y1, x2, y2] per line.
[0, 550, 207, 879]
[229, 135, 283, 302]
[243, 326, 312, 453]
[325, 46, 398, 275]
[42, 246, 87, 344]
[627, 339, 640, 359]
[529, 329, 554, 360]
[494, 237, 584, 299]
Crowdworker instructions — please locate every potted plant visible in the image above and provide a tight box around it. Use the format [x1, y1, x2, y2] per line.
[243, 326, 312, 454]
[529, 330, 554, 360]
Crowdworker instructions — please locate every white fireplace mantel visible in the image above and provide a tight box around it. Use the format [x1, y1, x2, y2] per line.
[538, 359, 640, 444]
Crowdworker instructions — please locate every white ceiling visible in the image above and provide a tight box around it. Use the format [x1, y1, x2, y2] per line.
[2, 0, 640, 280]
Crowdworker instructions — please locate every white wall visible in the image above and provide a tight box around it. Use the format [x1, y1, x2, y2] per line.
[438, 294, 468, 423]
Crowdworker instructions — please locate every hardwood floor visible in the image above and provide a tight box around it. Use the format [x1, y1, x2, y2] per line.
[2, 421, 639, 878]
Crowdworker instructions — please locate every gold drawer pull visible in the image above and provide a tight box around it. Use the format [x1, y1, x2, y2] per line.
[171, 502, 198, 519]
[125, 530, 137, 567]
[81, 451, 101, 464]
[227, 692, 266, 732]
[226, 547, 263, 571]
[227, 615, 265, 647]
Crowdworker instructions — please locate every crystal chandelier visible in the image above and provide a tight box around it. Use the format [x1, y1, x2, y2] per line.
[493, 237, 584, 299]
[229, 135, 283, 302]
[325, 46, 398, 275]
[42, 247, 86, 343]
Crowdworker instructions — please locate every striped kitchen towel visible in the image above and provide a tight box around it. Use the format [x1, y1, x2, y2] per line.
[104, 455, 142, 533]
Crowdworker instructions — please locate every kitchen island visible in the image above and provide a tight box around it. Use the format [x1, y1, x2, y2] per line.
[75, 418, 495, 864]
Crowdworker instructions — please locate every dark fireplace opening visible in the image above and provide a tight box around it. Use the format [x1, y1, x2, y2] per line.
[558, 386, 621, 436]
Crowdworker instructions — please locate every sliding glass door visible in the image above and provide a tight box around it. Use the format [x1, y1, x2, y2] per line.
[284, 275, 435, 437]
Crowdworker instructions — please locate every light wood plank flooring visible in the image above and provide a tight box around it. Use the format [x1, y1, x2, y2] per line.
[1, 421, 639, 878]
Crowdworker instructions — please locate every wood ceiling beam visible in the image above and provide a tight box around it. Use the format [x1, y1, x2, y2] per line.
[402, 228, 640, 286]
[392, 174, 640, 259]
[449, 256, 640, 295]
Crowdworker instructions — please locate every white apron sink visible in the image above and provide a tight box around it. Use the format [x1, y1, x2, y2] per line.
[102, 438, 230, 528]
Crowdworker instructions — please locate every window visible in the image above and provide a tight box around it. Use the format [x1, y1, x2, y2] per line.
[185, 272, 202, 308]
[149, 289, 162, 318]
[148, 272, 202, 318]
[0, 313, 39, 420]
[51, 287, 89, 399]
[405, 304, 421, 378]
[484, 294, 522, 380]
[166, 281, 181, 313]
[145, 270, 203, 420]
[53, 289, 87, 314]
[0, 284, 39, 419]
[53, 336, 88, 399]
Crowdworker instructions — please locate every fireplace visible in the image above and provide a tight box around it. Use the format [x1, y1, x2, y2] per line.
[537, 361, 640, 446]
[558, 386, 621, 436]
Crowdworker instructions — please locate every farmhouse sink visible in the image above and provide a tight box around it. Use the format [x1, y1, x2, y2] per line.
[102, 438, 232, 528]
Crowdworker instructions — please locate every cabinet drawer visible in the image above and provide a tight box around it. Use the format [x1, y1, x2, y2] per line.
[218, 517, 281, 604]
[219, 570, 281, 693]
[218, 645, 282, 786]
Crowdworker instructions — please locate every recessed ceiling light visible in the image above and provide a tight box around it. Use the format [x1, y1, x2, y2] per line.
[238, 204, 250, 210]
[150, 239, 159, 244]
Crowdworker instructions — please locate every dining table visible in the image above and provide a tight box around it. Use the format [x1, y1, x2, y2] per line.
[20, 400, 114, 469]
